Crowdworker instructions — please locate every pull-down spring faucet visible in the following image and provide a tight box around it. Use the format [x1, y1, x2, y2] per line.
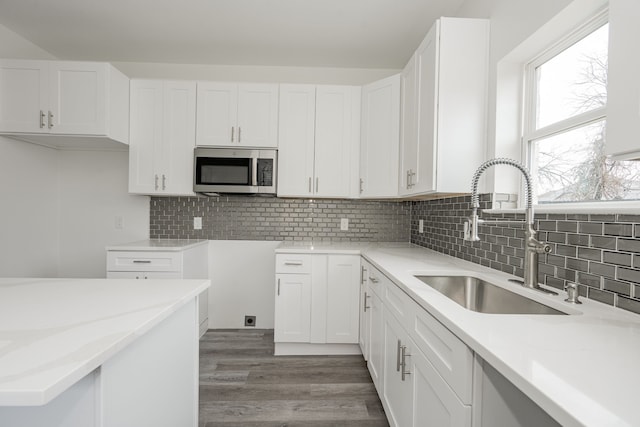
[464, 158, 554, 294]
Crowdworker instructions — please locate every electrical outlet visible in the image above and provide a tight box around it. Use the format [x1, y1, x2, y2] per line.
[244, 315, 256, 327]
[340, 218, 349, 231]
[114, 216, 124, 230]
[193, 217, 202, 230]
[419, 219, 424, 233]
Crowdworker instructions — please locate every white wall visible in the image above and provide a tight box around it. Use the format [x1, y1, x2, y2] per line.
[0, 23, 150, 278]
[57, 150, 149, 278]
[208, 241, 281, 329]
[454, 0, 574, 195]
[0, 137, 59, 276]
[112, 62, 399, 85]
[0, 25, 58, 277]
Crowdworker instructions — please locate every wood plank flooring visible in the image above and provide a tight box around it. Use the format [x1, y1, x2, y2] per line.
[199, 329, 389, 427]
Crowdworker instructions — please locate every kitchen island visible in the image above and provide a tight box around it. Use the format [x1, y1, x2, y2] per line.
[0, 277, 209, 427]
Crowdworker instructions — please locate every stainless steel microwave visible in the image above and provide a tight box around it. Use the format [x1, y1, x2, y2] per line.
[193, 147, 277, 194]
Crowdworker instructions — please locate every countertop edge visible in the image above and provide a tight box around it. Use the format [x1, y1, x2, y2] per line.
[0, 279, 210, 406]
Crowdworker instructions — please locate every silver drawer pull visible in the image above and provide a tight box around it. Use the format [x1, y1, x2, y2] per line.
[133, 260, 152, 264]
[284, 261, 303, 266]
[369, 276, 379, 283]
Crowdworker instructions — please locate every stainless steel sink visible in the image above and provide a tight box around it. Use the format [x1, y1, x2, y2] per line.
[415, 275, 566, 315]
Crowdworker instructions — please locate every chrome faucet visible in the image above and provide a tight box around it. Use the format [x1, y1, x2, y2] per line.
[464, 158, 554, 294]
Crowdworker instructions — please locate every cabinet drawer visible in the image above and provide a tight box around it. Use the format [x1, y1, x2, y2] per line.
[107, 251, 182, 272]
[366, 265, 385, 296]
[383, 279, 414, 329]
[275, 254, 312, 274]
[409, 303, 474, 404]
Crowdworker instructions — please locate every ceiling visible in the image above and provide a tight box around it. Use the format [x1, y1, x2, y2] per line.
[0, 0, 466, 69]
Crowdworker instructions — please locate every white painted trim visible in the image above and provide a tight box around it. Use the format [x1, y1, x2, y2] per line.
[274, 343, 362, 356]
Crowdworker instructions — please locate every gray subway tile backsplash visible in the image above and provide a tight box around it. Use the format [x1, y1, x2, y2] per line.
[410, 194, 640, 315]
[149, 193, 640, 316]
[150, 195, 410, 242]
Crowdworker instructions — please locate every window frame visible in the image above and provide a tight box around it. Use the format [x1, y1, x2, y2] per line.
[521, 10, 620, 208]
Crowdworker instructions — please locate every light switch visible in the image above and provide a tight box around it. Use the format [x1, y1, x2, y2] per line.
[419, 219, 424, 233]
[193, 217, 202, 230]
[340, 218, 349, 231]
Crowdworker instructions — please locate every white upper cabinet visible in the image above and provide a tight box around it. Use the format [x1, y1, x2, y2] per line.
[606, 0, 640, 160]
[399, 17, 489, 196]
[399, 54, 418, 195]
[196, 82, 278, 147]
[359, 74, 401, 198]
[0, 59, 129, 146]
[129, 79, 196, 196]
[278, 84, 361, 198]
[276, 84, 316, 196]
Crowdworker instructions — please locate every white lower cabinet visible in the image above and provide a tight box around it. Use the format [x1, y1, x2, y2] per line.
[274, 273, 311, 343]
[364, 259, 472, 427]
[274, 253, 361, 355]
[106, 242, 209, 337]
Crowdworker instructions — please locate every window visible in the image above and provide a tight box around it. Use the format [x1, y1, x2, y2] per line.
[524, 13, 640, 204]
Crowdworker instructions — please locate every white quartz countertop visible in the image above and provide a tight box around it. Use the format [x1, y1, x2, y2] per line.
[0, 278, 209, 406]
[105, 239, 208, 251]
[278, 242, 640, 427]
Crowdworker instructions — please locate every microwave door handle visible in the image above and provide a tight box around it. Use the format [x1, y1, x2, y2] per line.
[251, 158, 258, 186]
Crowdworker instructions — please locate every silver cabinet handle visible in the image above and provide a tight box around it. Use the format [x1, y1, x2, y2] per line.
[315, 177, 319, 193]
[238, 126, 241, 143]
[369, 276, 379, 283]
[284, 261, 303, 266]
[406, 170, 411, 189]
[364, 292, 371, 312]
[359, 178, 364, 194]
[360, 266, 366, 284]
[40, 110, 46, 128]
[48, 111, 54, 129]
[401, 345, 411, 381]
[277, 278, 281, 296]
[410, 170, 416, 187]
[251, 158, 258, 186]
[231, 127, 234, 142]
[396, 340, 402, 372]
[133, 260, 152, 264]
[308, 177, 312, 193]
[154, 174, 159, 190]
[162, 174, 166, 190]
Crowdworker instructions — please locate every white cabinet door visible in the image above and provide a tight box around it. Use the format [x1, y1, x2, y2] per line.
[413, 25, 438, 194]
[196, 82, 278, 147]
[359, 263, 370, 358]
[274, 273, 311, 343]
[382, 307, 412, 427]
[606, 0, 640, 160]
[195, 82, 237, 146]
[368, 286, 384, 389]
[129, 80, 163, 194]
[129, 79, 196, 196]
[49, 61, 107, 135]
[410, 340, 472, 427]
[237, 84, 279, 147]
[359, 74, 400, 198]
[399, 54, 418, 196]
[314, 85, 359, 197]
[162, 81, 196, 195]
[0, 60, 48, 133]
[277, 84, 316, 197]
[326, 255, 360, 344]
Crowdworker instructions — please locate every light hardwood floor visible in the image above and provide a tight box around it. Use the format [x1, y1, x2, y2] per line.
[199, 329, 389, 427]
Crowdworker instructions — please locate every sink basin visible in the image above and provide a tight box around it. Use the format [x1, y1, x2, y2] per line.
[415, 275, 566, 315]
